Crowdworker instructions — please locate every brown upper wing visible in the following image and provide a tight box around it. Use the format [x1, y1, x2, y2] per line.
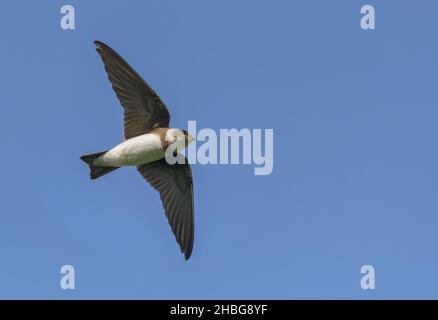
[94, 41, 171, 139]
[137, 157, 194, 260]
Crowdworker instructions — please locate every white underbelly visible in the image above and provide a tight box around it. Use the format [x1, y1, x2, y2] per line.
[96, 134, 165, 167]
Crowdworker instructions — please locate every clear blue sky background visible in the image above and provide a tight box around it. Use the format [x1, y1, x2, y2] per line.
[0, 0, 437, 299]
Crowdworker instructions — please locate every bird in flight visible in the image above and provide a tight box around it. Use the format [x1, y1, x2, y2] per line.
[81, 41, 195, 260]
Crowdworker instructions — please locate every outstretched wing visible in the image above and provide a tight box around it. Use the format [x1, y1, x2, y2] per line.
[137, 157, 194, 260]
[94, 41, 170, 139]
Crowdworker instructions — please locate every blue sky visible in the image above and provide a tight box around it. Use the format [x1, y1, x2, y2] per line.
[0, 0, 437, 299]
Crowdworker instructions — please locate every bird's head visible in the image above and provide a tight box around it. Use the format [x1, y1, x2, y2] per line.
[182, 130, 195, 145]
[165, 129, 195, 149]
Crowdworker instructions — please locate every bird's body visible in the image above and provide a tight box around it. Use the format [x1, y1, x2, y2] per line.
[96, 131, 164, 167]
[80, 41, 196, 260]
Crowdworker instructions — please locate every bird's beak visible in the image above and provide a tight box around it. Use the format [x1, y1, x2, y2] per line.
[187, 133, 195, 144]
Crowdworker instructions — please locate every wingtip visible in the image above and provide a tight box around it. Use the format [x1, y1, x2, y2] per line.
[184, 249, 193, 260]
[94, 40, 104, 48]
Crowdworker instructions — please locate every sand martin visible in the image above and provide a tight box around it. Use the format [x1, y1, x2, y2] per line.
[81, 41, 195, 260]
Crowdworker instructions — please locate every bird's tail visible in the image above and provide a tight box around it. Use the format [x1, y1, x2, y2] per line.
[80, 151, 119, 180]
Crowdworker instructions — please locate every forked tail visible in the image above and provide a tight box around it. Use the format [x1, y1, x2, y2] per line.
[80, 151, 119, 180]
